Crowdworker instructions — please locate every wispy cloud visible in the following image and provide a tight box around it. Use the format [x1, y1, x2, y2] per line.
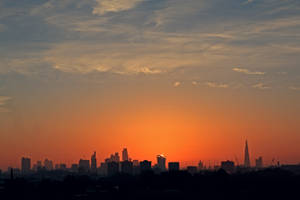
[128, 66, 163, 75]
[93, 0, 143, 15]
[288, 86, 300, 91]
[252, 83, 271, 90]
[174, 82, 181, 87]
[205, 82, 229, 88]
[233, 68, 265, 75]
[0, 96, 11, 112]
[192, 81, 198, 86]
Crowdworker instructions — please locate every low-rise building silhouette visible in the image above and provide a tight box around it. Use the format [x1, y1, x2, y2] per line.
[79, 159, 90, 173]
[221, 160, 235, 174]
[255, 157, 263, 169]
[107, 162, 119, 176]
[187, 166, 198, 175]
[140, 160, 152, 172]
[168, 162, 180, 171]
[121, 160, 133, 174]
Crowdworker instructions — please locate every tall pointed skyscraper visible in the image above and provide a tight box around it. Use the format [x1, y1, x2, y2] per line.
[244, 140, 251, 168]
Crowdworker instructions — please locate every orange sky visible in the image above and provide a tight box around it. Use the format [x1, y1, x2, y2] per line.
[1, 82, 299, 170]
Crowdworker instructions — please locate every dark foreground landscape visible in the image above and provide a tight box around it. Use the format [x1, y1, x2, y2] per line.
[1, 168, 300, 200]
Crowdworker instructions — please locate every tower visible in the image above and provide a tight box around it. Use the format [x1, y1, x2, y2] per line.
[21, 157, 31, 173]
[122, 148, 129, 161]
[157, 155, 166, 171]
[244, 140, 251, 168]
[91, 151, 97, 172]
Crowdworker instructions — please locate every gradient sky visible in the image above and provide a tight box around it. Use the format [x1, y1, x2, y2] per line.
[1, 0, 300, 170]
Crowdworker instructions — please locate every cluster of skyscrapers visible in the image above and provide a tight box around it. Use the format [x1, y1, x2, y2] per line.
[10, 141, 266, 176]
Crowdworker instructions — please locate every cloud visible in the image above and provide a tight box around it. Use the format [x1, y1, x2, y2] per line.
[0, 96, 11, 112]
[252, 83, 271, 90]
[288, 86, 300, 91]
[232, 68, 265, 75]
[126, 66, 163, 75]
[173, 82, 181, 87]
[192, 81, 198, 85]
[93, 0, 143, 15]
[205, 82, 229, 88]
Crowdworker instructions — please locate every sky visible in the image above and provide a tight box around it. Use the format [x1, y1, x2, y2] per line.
[0, 0, 300, 170]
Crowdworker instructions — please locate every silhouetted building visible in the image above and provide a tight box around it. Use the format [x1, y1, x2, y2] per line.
[187, 166, 198, 175]
[132, 161, 140, 175]
[79, 159, 90, 172]
[122, 148, 129, 161]
[140, 160, 152, 172]
[198, 160, 204, 170]
[91, 151, 97, 173]
[255, 157, 263, 169]
[59, 164, 67, 170]
[221, 160, 235, 174]
[10, 168, 13, 180]
[44, 159, 53, 171]
[133, 160, 139, 167]
[21, 157, 31, 173]
[71, 164, 78, 172]
[168, 162, 180, 171]
[107, 162, 119, 176]
[121, 160, 133, 174]
[157, 155, 166, 172]
[110, 153, 120, 163]
[244, 140, 251, 168]
[99, 162, 108, 176]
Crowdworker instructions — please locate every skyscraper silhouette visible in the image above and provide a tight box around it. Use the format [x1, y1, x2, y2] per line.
[244, 140, 251, 168]
[91, 151, 97, 172]
[122, 148, 129, 161]
[157, 155, 166, 171]
[21, 157, 31, 173]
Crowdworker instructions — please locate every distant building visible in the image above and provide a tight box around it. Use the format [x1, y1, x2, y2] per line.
[133, 160, 140, 175]
[187, 166, 198, 175]
[44, 159, 53, 171]
[157, 155, 166, 172]
[60, 164, 67, 170]
[221, 160, 235, 173]
[32, 160, 42, 171]
[107, 162, 119, 176]
[255, 157, 263, 169]
[198, 160, 204, 170]
[244, 140, 251, 168]
[168, 162, 180, 171]
[133, 160, 139, 167]
[122, 148, 129, 161]
[121, 161, 133, 174]
[91, 152, 97, 173]
[71, 164, 78, 172]
[140, 160, 152, 172]
[79, 159, 90, 172]
[110, 153, 120, 163]
[99, 162, 108, 176]
[21, 157, 31, 173]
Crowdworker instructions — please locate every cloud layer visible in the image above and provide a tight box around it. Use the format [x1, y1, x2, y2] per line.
[0, 0, 300, 91]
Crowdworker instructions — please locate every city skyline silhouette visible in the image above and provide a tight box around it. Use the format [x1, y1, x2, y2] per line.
[1, 140, 289, 174]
